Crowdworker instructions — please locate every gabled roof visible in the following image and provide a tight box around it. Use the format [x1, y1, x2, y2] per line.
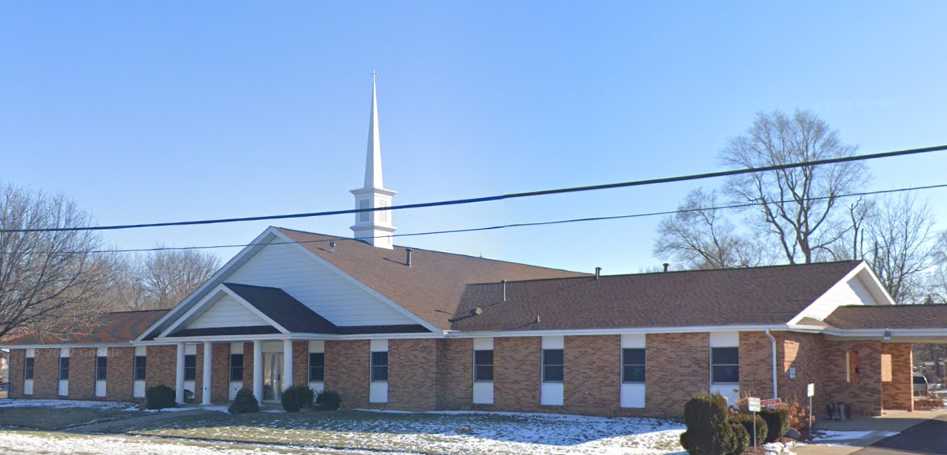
[824, 304, 947, 329]
[275, 227, 586, 330]
[2, 309, 169, 345]
[221, 283, 338, 333]
[450, 261, 865, 332]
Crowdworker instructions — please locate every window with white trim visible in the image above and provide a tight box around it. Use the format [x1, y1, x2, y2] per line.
[622, 348, 645, 383]
[229, 353, 244, 381]
[542, 349, 564, 383]
[59, 357, 70, 381]
[309, 352, 325, 382]
[711, 347, 739, 383]
[96, 356, 108, 381]
[371, 351, 388, 382]
[184, 355, 196, 381]
[25, 357, 34, 380]
[474, 349, 493, 382]
[134, 355, 147, 381]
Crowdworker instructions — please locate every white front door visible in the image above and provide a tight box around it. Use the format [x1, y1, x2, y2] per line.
[262, 352, 283, 402]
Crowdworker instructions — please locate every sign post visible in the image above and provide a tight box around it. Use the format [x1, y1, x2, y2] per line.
[807, 383, 815, 434]
[748, 397, 761, 449]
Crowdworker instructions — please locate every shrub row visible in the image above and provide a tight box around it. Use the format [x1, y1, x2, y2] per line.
[144, 385, 341, 414]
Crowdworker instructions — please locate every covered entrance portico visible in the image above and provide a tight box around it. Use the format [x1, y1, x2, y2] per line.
[171, 338, 297, 405]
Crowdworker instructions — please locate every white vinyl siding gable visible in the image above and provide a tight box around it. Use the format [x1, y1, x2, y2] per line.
[792, 267, 891, 324]
[187, 293, 268, 329]
[226, 238, 416, 327]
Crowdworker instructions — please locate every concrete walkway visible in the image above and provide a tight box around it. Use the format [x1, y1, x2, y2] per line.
[797, 410, 947, 455]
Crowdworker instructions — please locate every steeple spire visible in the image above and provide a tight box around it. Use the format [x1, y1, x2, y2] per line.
[351, 71, 397, 249]
[364, 70, 383, 189]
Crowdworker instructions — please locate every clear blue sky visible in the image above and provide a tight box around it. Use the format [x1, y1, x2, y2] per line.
[3, 2, 947, 274]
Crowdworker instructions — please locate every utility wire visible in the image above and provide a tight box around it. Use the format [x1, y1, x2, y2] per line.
[4, 143, 946, 233]
[18, 181, 947, 255]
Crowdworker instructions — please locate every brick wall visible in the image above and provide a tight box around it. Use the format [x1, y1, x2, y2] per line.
[435, 338, 472, 410]
[146, 345, 177, 390]
[881, 343, 913, 411]
[565, 335, 620, 415]
[494, 337, 541, 411]
[68, 348, 96, 400]
[34, 348, 60, 398]
[242, 342, 254, 386]
[646, 333, 710, 417]
[739, 332, 774, 399]
[389, 339, 438, 410]
[325, 340, 370, 409]
[107, 347, 134, 401]
[778, 332, 824, 410]
[211, 343, 230, 403]
[194, 343, 204, 403]
[8, 349, 24, 398]
[293, 341, 308, 386]
[822, 340, 882, 416]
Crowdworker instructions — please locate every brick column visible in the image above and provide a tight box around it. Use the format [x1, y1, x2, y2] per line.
[389, 339, 439, 411]
[8, 349, 24, 398]
[145, 345, 177, 389]
[325, 340, 370, 409]
[494, 337, 541, 412]
[211, 343, 230, 403]
[34, 348, 60, 398]
[435, 338, 472, 410]
[68, 348, 96, 400]
[882, 343, 914, 411]
[564, 335, 620, 415]
[106, 347, 135, 401]
[293, 341, 308, 386]
[646, 333, 710, 417]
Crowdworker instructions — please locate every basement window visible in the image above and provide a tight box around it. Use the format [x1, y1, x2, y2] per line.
[474, 349, 494, 382]
[309, 352, 325, 382]
[711, 347, 739, 383]
[230, 353, 244, 382]
[96, 356, 108, 381]
[542, 349, 564, 383]
[622, 348, 646, 383]
[134, 356, 147, 381]
[25, 358, 34, 380]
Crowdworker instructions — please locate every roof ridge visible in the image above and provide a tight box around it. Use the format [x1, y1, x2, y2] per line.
[107, 309, 170, 314]
[272, 225, 585, 275]
[464, 260, 864, 286]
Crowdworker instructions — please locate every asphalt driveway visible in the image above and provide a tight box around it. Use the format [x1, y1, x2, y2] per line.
[854, 414, 947, 455]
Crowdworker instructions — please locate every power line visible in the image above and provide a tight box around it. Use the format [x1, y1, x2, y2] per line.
[4, 143, 946, 233]
[22, 181, 947, 255]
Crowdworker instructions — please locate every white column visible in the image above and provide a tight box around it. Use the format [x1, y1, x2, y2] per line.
[202, 341, 212, 405]
[252, 340, 263, 402]
[282, 339, 294, 391]
[175, 343, 185, 404]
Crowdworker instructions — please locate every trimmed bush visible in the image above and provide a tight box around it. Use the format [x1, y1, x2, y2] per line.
[315, 390, 342, 411]
[728, 420, 749, 455]
[281, 385, 314, 412]
[145, 385, 176, 410]
[732, 413, 768, 447]
[760, 407, 790, 443]
[679, 393, 740, 455]
[228, 388, 259, 414]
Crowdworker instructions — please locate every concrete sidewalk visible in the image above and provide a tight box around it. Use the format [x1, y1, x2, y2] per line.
[797, 410, 946, 455]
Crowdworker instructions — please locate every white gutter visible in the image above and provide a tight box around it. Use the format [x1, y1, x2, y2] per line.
[765, 329, 778, 400]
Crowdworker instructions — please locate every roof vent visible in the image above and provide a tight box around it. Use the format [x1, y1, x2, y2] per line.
[501, 280, 508, 302]
[473, 307, 483, 316]
[663, 263, 670, 272]
[329, 240, 337, 250]
[406, 248, 413, 267]
[534, 314, 541, 324]
[594, 267, 602, 280]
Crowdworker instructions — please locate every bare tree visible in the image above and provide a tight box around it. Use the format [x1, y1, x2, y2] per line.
[926, 231, 947, 304]
[138, 249, 220, 309]
[654, 188, 762, 269]
[722, 110, 868, 264]
[0, 185, 110, 340]
[864, 195, 934, 303]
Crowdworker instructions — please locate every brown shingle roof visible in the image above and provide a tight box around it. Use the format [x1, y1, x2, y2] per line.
[276, 227, 586, 330]
[2, 309, 169, 345]
[450, 261, 864, 331]
[824, 305, 947, 329]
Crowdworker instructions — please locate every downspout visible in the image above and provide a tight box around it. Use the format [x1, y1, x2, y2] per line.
[765, 330, 778, 400]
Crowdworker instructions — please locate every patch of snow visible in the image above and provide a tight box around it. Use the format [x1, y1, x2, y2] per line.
[0, 431, 389, 455]
[0, 399, 137, 411]
[811, 430, 898, 442]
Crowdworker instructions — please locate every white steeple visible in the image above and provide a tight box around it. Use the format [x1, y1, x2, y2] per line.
[351, 71, 397, 249]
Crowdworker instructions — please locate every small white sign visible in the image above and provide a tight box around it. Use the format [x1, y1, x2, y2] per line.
[747, 397, 761, 412]
[807, 383, 815, 397]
